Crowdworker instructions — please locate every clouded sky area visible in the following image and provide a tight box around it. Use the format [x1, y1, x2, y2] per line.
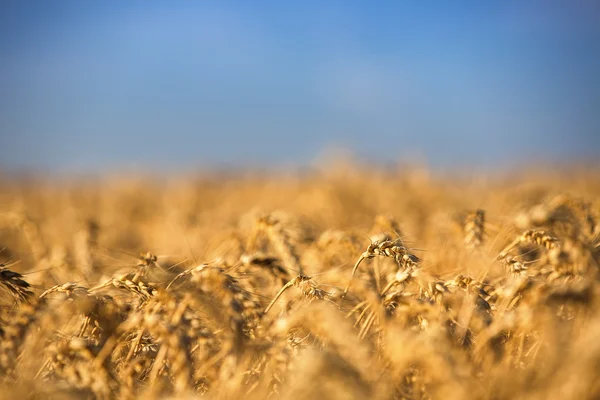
[0, 1, 599, 173]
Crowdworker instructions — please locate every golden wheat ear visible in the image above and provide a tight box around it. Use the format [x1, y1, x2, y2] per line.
[0, 263, 34, 303]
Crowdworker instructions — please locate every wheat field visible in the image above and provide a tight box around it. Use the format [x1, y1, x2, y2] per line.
[0, 163, 599, 399]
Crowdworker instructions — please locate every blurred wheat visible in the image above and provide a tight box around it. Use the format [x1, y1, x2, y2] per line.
[0, 165, 599, 399]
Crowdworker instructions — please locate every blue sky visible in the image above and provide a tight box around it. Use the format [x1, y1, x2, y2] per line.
[0, 1, 599, 173]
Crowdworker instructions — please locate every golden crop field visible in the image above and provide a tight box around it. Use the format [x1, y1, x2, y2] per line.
[0, 163, 599, 399]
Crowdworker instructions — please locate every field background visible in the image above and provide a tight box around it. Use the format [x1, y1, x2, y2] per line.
[0, 164, 599, 399]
